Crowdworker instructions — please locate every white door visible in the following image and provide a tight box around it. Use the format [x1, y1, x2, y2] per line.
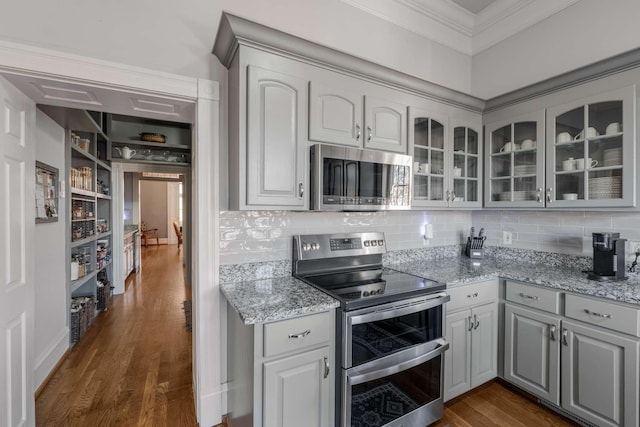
[470, 303, 498, 387]
[444, 310, 471, 401]
[0, 76, 36, 427]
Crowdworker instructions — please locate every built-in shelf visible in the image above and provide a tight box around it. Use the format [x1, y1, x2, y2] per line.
[70, 270, 97, 293]
[111, 139, 190, 150]
[71, 235, 97, 248]
[111, 158, 190, 166]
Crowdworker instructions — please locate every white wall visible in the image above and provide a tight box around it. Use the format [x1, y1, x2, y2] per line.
[140, 180, 168, 238]
[0, 0, 472, 94]
[34, 110, 68, 388]
[472, 0, 640, 99]
[220, 210, 472, 265]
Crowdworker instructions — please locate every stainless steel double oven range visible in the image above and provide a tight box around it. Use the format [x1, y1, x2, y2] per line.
[293, 232, 449, 427]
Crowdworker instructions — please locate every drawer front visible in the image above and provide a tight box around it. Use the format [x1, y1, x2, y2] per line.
[505, 281, 562, 314]
[565, 294, 640, 337]
[264, 311, 331, 358]
[447, 280, 498, 313]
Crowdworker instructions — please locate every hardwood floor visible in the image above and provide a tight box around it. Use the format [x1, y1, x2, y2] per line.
[432, 381, 578, 427]
[36, 244, 197, 427]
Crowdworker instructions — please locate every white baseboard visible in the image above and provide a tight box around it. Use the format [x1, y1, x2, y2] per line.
[199, 387, 226, 427]
[34, 328, 69, 388]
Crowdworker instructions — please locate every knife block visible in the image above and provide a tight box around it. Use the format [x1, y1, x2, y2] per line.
[465, 237, 484, 259]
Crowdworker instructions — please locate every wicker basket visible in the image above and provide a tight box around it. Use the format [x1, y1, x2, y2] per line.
[139, 132, 166, 143]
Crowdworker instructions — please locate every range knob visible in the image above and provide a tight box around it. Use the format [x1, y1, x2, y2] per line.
[311, 242, 319, 250]
[370, 240, 377, 246]
[378, 239, 384, 246]
[364, 241, 370, 247]
[302, 243, 311, 251]
[362, 291, 370, 297]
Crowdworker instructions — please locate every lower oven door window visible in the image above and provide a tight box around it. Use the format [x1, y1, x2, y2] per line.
[344, 339, 448, 427]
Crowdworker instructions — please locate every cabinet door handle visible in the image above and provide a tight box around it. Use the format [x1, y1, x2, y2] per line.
[355, 124, 361, 141]
[584, 309, 611, 319]
[473, 314, 479, 330]
[367, 126, 372, 142]
[562, 328, 568, 346]
[288, 329, 311, 339]
[450, 191, 456, 202]
[298, 182, 304, 198]
[466, 292, 479, 299]
[323, 356, 330, 379]
[536, 188, 543, 203]
[518, 292, 540, 301]
[546, 187, 553, 203]
[468, 316, 473, 331]
[549, 324, 557, 341]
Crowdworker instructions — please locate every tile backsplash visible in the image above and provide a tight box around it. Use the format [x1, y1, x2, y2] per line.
[219, 210, 472, 265]
[473, 210, 640, 258]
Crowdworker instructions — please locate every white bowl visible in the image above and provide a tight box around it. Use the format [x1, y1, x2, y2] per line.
[562, 193, 578, 201]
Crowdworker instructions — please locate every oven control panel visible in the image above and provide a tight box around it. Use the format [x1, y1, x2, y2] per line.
[294, 232, 386, 260]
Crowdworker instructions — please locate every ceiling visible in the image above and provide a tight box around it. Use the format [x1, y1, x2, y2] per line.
[342, 0, 583, 55]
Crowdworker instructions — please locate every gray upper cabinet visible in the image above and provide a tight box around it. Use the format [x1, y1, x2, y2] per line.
[363, 95, 407, 153]
[545, 86, 636, 208]
[309, 82, 362, 148]
[561, 319, 639, 427]
[485, 110, 546, 208]
[450, 115, 482, 208]
[309, 82, 407, 153]
[246, 65, 308, 209]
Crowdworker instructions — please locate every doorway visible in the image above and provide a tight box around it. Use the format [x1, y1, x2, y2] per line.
[0, 43, 222, 426]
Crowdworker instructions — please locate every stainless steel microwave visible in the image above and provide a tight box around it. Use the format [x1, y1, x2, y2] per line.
[310, 144, 412, 211]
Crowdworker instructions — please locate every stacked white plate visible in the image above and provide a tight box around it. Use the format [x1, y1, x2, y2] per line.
[514, 165, 536, 175]
[498, 191, 535, 201]
[588, 176, 622, 199]
[603, 148, 622, 167]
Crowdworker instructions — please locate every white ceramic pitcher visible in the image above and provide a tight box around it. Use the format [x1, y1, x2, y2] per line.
[115, 146, 136, 159]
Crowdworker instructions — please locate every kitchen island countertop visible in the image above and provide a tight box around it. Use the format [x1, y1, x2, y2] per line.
[389, 256, 640, 306]
[220, 276, 339, 325]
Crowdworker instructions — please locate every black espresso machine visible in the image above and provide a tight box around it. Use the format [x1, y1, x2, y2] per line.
[588, 232, 627, 281]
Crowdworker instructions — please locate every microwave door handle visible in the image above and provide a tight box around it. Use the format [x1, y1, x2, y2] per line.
[347, 339, 449, 386]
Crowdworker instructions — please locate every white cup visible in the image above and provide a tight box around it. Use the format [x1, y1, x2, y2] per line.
[606, 122, 621, 135]
[500, 142, 519, 152]
[575, 158, 598, 170]
[557, 132, 572, 143]
[562, 157, 576, 171]
[453, 167, 462, 177]
[521, 139, 535, 150]
[575, 127, 599, 140]
[419, 163, 430, 174]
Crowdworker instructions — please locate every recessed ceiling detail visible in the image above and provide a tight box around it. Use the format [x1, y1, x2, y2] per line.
[31, 83, 101, 105]
[131, 98, 180, 117]
[341, 0, 583, 55]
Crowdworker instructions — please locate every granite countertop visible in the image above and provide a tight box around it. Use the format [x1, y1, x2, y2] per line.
[124, 224, 139, 237]
[389, 257, 640, 306]
[220, 276, 339, 325]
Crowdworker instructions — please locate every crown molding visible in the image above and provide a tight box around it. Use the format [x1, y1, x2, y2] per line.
[213, 12, 485, 112]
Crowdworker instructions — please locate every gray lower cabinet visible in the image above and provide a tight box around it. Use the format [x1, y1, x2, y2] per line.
[504, 303, 561, 405]
[444, 301, 498, 401]
[226, 308, 334, 427]
[561, 319, 639, 427]
[263, 346, 331, 427]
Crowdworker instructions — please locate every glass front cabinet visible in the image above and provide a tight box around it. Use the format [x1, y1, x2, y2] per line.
[545, 86, 635, 208]
[485, 111, 545, 208]
[410, 107, 482, 208]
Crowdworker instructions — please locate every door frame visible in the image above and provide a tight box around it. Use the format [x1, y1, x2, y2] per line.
[0, 40, 223, 426]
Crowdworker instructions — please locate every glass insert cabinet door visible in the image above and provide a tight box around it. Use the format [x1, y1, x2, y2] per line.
[485, 111, 545, 207]
[545, 86, 635, 207]
[452, 125, 481, 206]
[409, 108, 448, 207]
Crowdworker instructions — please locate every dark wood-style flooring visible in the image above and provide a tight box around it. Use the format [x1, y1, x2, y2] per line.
[36, 245, 576, 427]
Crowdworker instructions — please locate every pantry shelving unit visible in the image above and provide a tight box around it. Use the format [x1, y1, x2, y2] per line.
[39, 105, 114, 345]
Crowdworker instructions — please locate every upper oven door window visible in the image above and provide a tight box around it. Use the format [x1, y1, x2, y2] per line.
[345, 294, 446, 368]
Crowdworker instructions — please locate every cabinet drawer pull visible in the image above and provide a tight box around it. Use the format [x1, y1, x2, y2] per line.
[549, 324, 556, 341]
[518, 292, 540, 301]
[355, 124, 361, 141]
[467, 292, 479, 299]
[584, 309, 611, 319]
[323, 356, 330, 379]
[288, 329, 311, 339]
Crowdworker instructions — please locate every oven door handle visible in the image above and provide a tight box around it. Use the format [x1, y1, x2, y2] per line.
[347, 339, 449, 386]
[349, 292, 449, 326]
